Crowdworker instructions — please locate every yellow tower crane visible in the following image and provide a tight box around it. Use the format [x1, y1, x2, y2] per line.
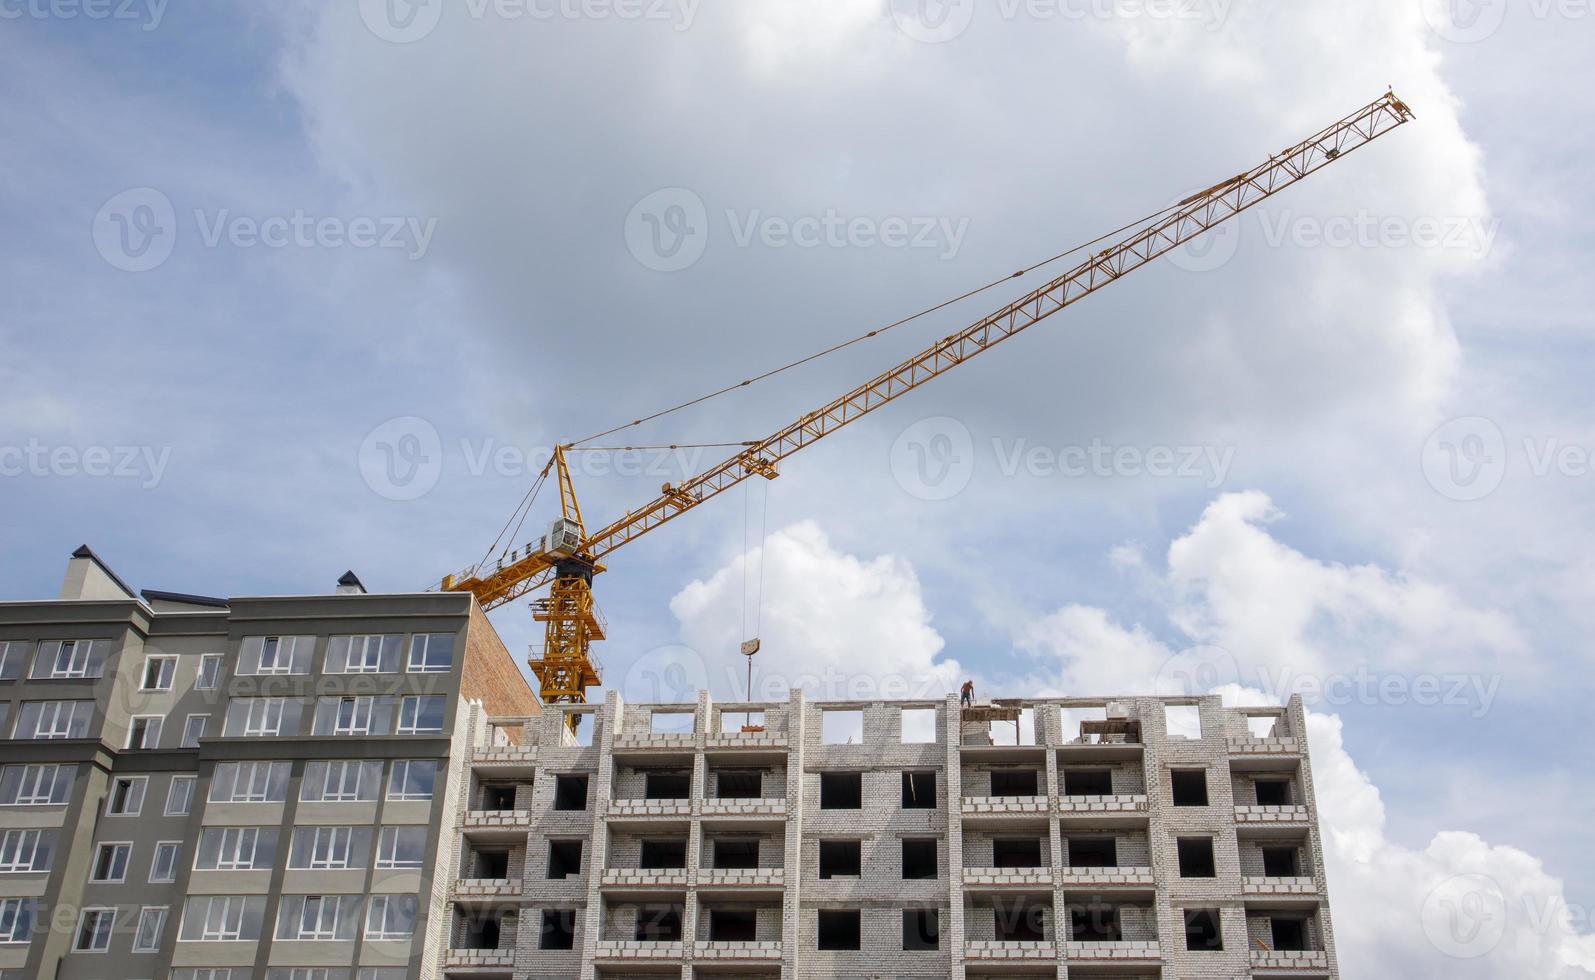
[441, 91, 1416, 720]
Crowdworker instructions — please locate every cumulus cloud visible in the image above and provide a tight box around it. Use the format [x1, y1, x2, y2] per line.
[668, 520, 960, 700]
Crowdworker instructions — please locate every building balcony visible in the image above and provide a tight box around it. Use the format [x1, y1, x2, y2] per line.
[698, 867, 785, 889]
[1243, 875, 1320, 898]
[704, 730, 789, 751]
[1056, 794, 1149, 815]
[593, 940, 684, 962]
[613, 732, 696, 752]
[701, 797, 787, 819]
[442, 948, 515, 971]
[608, 798, 692, 818]
[453, 878, 522, 900]
[1251, 948, 1331, 971]
[962, 867, 1054, 889]
[1235, 805, 1312, 825]
[1056, 866, 1155, 888]
[1065, 939, 1161, 962]
[601, 868, 690, 889]
[1229, 735, 1302, 757]
[462, 810, 533, 831]
[964, 939, 1056, 962]
[695, 940, 784, 961]
[961, 795, 1048, 816]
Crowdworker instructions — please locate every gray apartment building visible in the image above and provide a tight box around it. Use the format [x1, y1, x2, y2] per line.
[1, 546, 1340, 979]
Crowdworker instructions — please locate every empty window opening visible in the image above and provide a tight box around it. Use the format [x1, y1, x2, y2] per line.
[644, 770, 691, 800]
[1063, 768, 1113, 797]
[1165, 705, 1202, 740]
[994, 898, 1047, 942]
[988, 707, 1035, 746]
[649, 710, 694, 735]
[1262, 846, 1300, 878]
[720, 710, 765, 733]
[710, 908, 757, 942]
[563, 711, 596, 746]
[462, 913, 502, 950]
[1271, 916, 1308, 951]
[902, 908, 939, 951]
[553, 774, 589, 811]
[547, 840, 583, 879]
[635, 904, 682, 942]
[1184, 908, 1223, 950]
[1255, 779, 1292, 806]
[901, 838, 938, 879]
[480, 783, 518, 811]
[989, 767, 1039, 797]
[1067, 836, 1117, 868]
[1070, 903, 1121, 942]
[1171, 768, 1209, 807]
[1060, 705, 1108, 745]
[472, 848, 510, 879]
[1177, 837, 1216, 878]
[715, 769, 762, 799]
[712, 838, 759, 870]
[994, 837, 1044, 869]
[820, 771, 862, 809]
[900, 707, 936, 743]
[540, 909, 575, 950]
[639, 839, 687, 870]
[1247, 714, 1281, 739]
[901, 770, 936, 808]
[819, 840, 861, 879]
[822, 710, 864, 745]
[817, 909, 861, 950]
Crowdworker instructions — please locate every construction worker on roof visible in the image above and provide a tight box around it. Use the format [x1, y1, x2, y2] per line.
[960, 679, 975, 706]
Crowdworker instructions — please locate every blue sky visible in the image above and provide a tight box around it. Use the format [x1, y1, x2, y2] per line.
[3, 1, 1594, 974]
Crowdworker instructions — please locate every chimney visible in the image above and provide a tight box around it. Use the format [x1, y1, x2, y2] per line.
[336, 571, 367, 595]
[59, 545, 136, 601]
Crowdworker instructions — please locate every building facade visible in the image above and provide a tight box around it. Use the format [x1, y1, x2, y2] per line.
[0, 547, 538, 980]
[1, 547, 1340, 979]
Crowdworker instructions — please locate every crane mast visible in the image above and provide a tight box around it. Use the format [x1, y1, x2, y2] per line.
[443, 90, 1415, 715]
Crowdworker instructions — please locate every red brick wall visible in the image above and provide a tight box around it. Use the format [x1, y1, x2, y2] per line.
[461, 601, 540, 739]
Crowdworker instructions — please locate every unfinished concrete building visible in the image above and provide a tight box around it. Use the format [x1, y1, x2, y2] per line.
[445, 689, 1338, 979]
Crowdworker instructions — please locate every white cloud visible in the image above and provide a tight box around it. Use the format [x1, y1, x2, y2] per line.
[668, 520, 960, 700]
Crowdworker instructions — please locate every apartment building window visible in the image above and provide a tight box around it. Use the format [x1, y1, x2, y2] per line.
[0, 642, 29, 680]
[73, 907, 116, 951]
[1255, 778, 1293, 806]
[407, 633, 455, 673]
[209, 761, 291, 803]
[175, 971, 242, 980]
[237, 636, 312, 676]
[30, 639, 108, 679]
[140, 655, 177, 691]
[396, 695, 445, 734]
[540, 909, 576, 950]
[107, 775, 147, 815]
[224, 697, 302, 738]
[0, 763, 75, 805]
[324, 635, 401, 674]
[1263, 846, 1301, 878]
[820, 771, 862, 809]
[313, 696, 391, 736]
[301, 760, 382, 802]
[197, 827, 280, 871]
[1184, 908, 1223, 950]
[0, 899, 35, 944]
[90, 842, 131, 882]
[553, 774, 589, 811]
[819, 840, 861, 879]
[1171, 768, 1209, 806]
[127, 715, 163, 749]
[133, 906, 167, 952]
[387, 760, 437, 801]
[166, 774, 197, 815]
[547, 840, 583, 879]
[288, 827, 368, 870]
[903, 908, 939, 951]
[1177, 837, 1217, 878]
[15, 700, 95, 739]
[267, 971, 350, 980]
[179, 895, 266, 942]
[150, 841, 182, 882]
[364, 895, 417, 940]
[181, 714, 210, 748]
[817, 909, 861, 950]
[0, 830, 54, 873]
[901, 838, 938, 880]
[195, 654, 223, 690]
[277, 895, 359, 941]
[376, 826, 426, 869]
